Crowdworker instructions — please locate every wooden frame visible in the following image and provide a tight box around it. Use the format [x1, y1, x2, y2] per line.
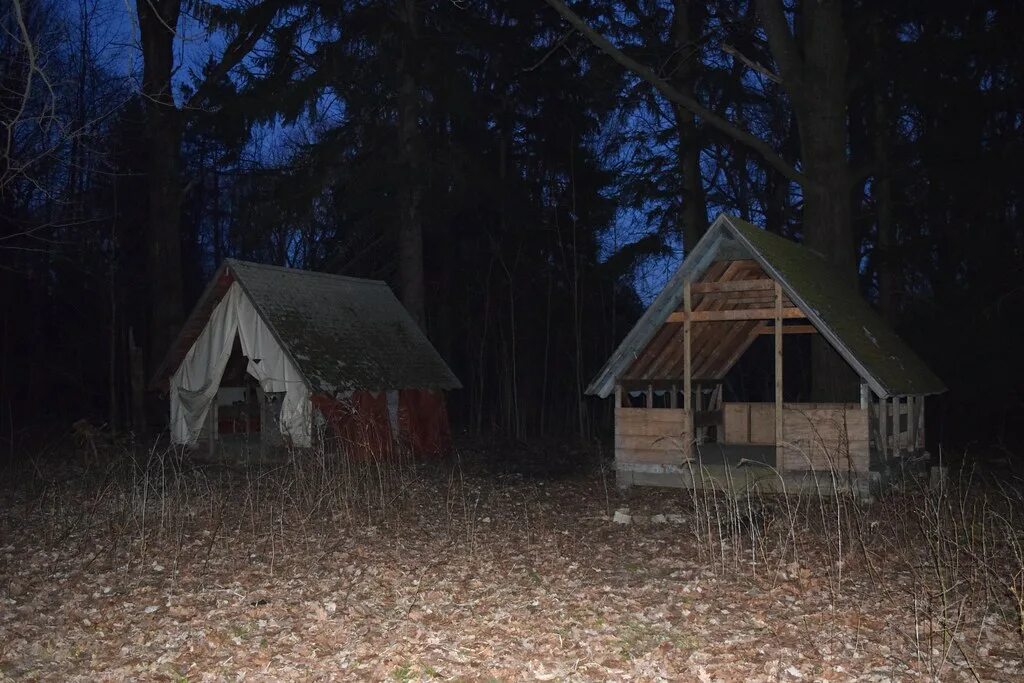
[691, 278, 774, 294]
[667, 307, 804, 323]
[774, 281, 784, 461]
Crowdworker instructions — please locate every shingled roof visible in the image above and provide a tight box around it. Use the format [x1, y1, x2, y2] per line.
[153, 259, 461, 394]
[587, 214, 945, 399]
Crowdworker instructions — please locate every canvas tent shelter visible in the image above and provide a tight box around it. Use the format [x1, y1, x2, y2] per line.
[588, 214, 945, 493]
[152, 259, 461, 457]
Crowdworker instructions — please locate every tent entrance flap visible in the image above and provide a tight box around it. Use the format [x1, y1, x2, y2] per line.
[170, 282, 311, 447]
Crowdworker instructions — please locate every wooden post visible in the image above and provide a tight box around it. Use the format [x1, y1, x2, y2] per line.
[898, 396, 907, 454]
[878, 395, 888, 461]
[907, 395, 917, 455]
[670, 383, 678, 409]
[918, 398, 926, 451]
[774, 281, 784, 466]
[683, 281, 693, 458]
[860, 383, 869, 410]
[683, 281, 692, 414]
[646, 383, 653, 409]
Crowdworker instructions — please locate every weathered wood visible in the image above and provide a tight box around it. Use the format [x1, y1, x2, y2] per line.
[668, 307, 804, 322]
[780, 406, 870, 472]
[653, 264, 743, 378]
[722, 403, 749, 443]
[621, 379, 723, 391]
[704, 323, 760, 380]
[691, 278, 774, 293]
[721, 402, 776, 445]
[755, 324, 818, 335]
[614, 407, 693, 463]
[774, 281, 784, 461]
[752, 403, 777, 444]
[693, 320, 752, 377]
[878, 396, 889, 460]
[616, 406, 691, 423]
[683, 281, 692, 414]
[907, 395, 917, 454]
[918, 399, 926, 450]
[626, 260, 731, 380]
[648, 261, 759, 379]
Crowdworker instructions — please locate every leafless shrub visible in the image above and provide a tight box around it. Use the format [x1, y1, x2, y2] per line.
[667, 433, 1024, 675]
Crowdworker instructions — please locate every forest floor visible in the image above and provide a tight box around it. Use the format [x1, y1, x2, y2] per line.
[0, 445, 1022, 681]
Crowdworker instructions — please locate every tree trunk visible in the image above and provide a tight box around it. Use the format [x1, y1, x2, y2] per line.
[672, 0, 708, 254]
[137, 0, 184, 372]
[872, 26, 897, 323]
[396, 0, 425, 327]
[792, 2, 855, 278]
[756, 0, 859, 400]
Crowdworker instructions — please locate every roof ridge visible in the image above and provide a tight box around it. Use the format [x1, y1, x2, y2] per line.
[225, 258, 387, 287]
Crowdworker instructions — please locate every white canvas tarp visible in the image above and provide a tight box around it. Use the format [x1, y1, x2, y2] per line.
[170, 282, 311, 447]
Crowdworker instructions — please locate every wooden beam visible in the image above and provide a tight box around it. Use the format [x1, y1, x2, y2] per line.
[774, 281, 784, 463]
[647, 261, 750, 379]
[754, 324, 818, 335]
[705, 322, 761, 379]
[698, 291, 791, 306]
[691, 278, 774, 293]
[668, 307, 804, 322]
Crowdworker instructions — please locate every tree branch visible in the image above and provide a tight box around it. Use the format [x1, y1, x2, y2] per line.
[753, 0, 802, 85]
[722, 43, 782, 84]
[184, 2, 280, 112]
[542, 0, 804, 187]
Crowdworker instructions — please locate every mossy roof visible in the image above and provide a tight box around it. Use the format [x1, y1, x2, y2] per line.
[587, 214, 945, 398]
[155, 260, 461, 394]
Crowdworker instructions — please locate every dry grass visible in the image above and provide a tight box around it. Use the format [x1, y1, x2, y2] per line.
[0, 437, 1022, 680]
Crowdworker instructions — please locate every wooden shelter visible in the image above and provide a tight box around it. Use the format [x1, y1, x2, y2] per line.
[588, 215, 945, 493]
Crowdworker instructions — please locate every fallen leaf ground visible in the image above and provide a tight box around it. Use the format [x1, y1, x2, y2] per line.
[0, 454, 1021, 681]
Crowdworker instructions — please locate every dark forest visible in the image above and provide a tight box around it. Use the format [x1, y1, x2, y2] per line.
[3, 0, 1021, 452]
[1, 1, 1023, 677]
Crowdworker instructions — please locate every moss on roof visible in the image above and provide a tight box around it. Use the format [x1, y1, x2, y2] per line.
[727, 217, 945, 396]
[226, 260, 460, 393]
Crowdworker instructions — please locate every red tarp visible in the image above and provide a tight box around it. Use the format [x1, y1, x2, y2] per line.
[398, 389, 452, 457]
[311, 389, 451, 458]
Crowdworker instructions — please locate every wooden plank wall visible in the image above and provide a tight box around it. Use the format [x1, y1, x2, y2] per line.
[780, 404, 869, 472]
[615, 406, 693, 464]
[721, 403, 776, 445]
[870, 395, 926, 459]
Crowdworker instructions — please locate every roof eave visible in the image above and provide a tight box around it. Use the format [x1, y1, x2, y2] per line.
[228, 263, 316, 395]
[720, 215, 896, 399]
[585, 215, 733, 398]
[148, 260, 233, 391]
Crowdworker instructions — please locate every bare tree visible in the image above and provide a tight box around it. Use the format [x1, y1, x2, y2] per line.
[1, 0, 63, 245]
[134, 0, 282, 370]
